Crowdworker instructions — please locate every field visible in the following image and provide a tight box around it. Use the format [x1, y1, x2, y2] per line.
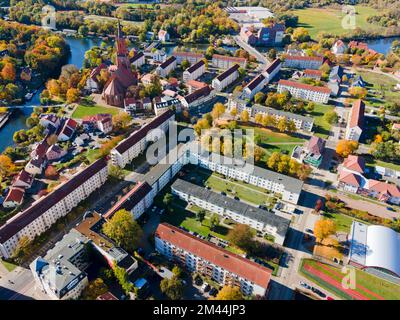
[355, 70, 400, 107]
[291, 6, 387, 39]
[299, 259, 400, 300]
[72, 103, 120, 119]
[309, 104, 335, 139]
[365, 156, 400, 173]
[322, 212, 370, 233]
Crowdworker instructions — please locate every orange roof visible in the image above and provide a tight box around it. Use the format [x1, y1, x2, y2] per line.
[4, 187, 25, 204]
[156, 223, 272, 288]
[278, 79, 331, 94]
[339, 171, 362, 187]
[186, 79, 207, 89]
[349, 100, 365, 129]
[212, 54, 247, 63]
[304, 69, 322, 76]
[368, 180, 400, 197]
[285, 55, 324, 62]
[342, 155, 365, 174]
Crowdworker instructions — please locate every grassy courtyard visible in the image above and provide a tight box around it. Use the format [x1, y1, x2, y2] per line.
[72, 102, 120, 119]
[1, 259, 17, 272]
[291, 6, 387, 39]
[309, 104, 335, 139]
[300, 259, 400, 300]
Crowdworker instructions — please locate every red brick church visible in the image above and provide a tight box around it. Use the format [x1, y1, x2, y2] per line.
[102, 22, 138, 107]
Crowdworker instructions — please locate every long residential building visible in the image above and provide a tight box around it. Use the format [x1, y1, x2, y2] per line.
[180, 85, 215, 110]
[252, 104, 314, 132]
[277, 80, 331, 104]
[155, 56, 177, 78]
[0, 158, 109, 259]
[212, 54, 247, 69]
[183, 60, 206, 82]
[283, 55, 324, 70]
[242, 73, 267, 100]
[110, 109, 175, 168]
[263, 58, 281, 82]
[345, 99, 365, 142]
[212, 64, 240, 92]
[172, 179, 290, 245]
[173, 51, 204, 65]
[155, 223, 272, 297]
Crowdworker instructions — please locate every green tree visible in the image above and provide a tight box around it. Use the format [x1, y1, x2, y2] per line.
[210, 214, 220, 231]
[102, 209, 143, 251]
[163, 193, 174, 207]
[81, 278, 108, 300]
[227, 224, 254, 251]
[324, 110, 338, 124]
[196, 209, 206, 224]
[160, 276, 184, 300]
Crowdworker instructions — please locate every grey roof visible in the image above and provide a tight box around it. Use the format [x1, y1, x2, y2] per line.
[215, 64, 240, 82]
[252, 104, 314, 124]
[245, 73, 265, 91]
[172, 179, 290, 236]
[30, 229, 89, 299]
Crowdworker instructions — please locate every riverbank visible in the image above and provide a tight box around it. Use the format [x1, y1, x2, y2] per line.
[0, 111, 11, 130]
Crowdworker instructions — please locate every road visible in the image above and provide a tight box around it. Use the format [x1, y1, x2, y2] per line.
[233, 35, 270, 67]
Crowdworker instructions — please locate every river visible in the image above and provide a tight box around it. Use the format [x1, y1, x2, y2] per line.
[0, 37, 103, 153]
[364, 36, 400, 55]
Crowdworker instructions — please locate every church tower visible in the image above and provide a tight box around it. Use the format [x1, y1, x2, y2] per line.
[115, 20, 130, 69]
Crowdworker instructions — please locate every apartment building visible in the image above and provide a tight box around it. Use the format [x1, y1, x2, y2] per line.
[155, 223, 272, 297]
[103, 181, 154, 220]
[173, 51, 204, 65]
[212, 54, 247, 70]
[110, 109, 175, 168]
[242, 73, 267, 100]
[263, 58, 281, 82]
[345, 99, 365, 142]
[30, 230, 90, 300]
[130, 51, 145, 68]
[180, 85, 215, 110]
[0, 158, 108, 258]
[212, 64, 240, 92]
[183, 60, 206, 82]
[252, 104, 314, 132]
[171, 179, 290, 245]
[283, 55, 324, 70]
[277, 80, 331, 104]
[155, 56, 177, 78]
[154, 98, 181, 116]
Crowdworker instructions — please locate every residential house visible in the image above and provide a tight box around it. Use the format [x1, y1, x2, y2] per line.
[130, 51, 145, 68]
[155, 56, 177, 78]
[212, 64, 240, 92]
[331, 40, 347, 55]
[345, 99, 365, 142]
[172, 52, 204, 65]
[277, 80, 331, 104]
[283, 55, 324, 70]
[212, 54, 247, 69]
[46, 144, 67, 162]
[180, 85, 215, 110]
[158, 30, 170, 42]
[183, 60, 206, 82]
[3, 187, 25, 209]
[242, 73, 267, 100]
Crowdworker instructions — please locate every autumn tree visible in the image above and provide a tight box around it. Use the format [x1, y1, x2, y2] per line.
[0, 62, 16, 82]
[46, 134, 58, 146]
[227, 224, 254, 250]
[102, 209, 143, 251]
[211, 102, 225, 120]
[254, 92, 265, 104]
[160, 276, 184, 300]
[81, 278, 108, 300]
[314, 219, 337, 243]
[214, 286, 243, 300]
[349, 87, 367, 99]
[112, 112, 132, 131]
[240, 110, 249, 122]
[230, 107, 238, 118]
[254, 146, 265, 162]
[12, 236, 31, 261]
[324, 110, 338, 124]
[254, 113, 263, 124]
[262, 114, 276, 127]
[336, 140, 359, 158]
[0, 154, 15, 181]
[66, 88, 80, 103]
[196, 209, 206, 224]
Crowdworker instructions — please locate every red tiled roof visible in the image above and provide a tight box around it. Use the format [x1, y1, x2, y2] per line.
[173, 51, 204, 59]
[349, 99, 365, 129]
[307, 136, 325, 155]
[4, 187, 25, 204]
[186, 79, 207, 89]
[368, 180, 400, 197]
[0, 158, 108, 244]
[212, 54, 246, 63]
[13, 170, 33, 186]
[103, 181, 153, 219]
[339, 171, 362, 187]
[342, 155, 365, 174]
[156, 223, 272, 288]
[278, 79, 331, 94]
[285, 55, 324, 62]
[114, 109, 174, 154]
[304, 69, 322, 76]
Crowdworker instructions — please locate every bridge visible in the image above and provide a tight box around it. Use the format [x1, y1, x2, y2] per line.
[233, 35, 270, 68]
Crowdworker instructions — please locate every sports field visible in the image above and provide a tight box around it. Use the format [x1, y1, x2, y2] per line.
[300, 259, 400, 300]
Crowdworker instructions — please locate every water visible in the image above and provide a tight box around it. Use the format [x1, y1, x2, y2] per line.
[0, 36, 104, 153]
[364, 36, 400, 55]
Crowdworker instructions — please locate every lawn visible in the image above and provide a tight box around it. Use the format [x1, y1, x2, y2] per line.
[240, 125, 305, 143]
[291, 6, 387, 39]
[72, 103, 120, 119]
[309, 104, 335, 139]
[1, 259, 17, 272]
[299, 258, 400, 300]
[354, 70, 400, 107]
[322, 212, 369, 233]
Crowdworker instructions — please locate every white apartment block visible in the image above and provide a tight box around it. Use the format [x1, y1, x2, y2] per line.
[0, 158, 108, 259]
[242, 73, 267, 100]
[283, 55, 324, 70]
[130, 51, 145, 68]
[212, 64, 240, 92]
[277, 80, 331, 104]
[173, 51, 204, 65]
[183, 60, 206, 82]
[155, 223, 272, 297]
[252, 104, 314, 132]
[345, 99, 365, 142]
[263, 58, 281, 82]
[110, 109, 175, 168]
[155, 56, 177, 78]
[212, 54, 247, 70]
[171, 179, 290, 245]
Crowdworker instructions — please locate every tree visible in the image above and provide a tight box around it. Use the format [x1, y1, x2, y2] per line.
[46, 134, 58, 146]
[324, 110, 338, 124]
[314, 220, 337, 243]
[210, 214, 219, 231]
[292, 27, 310, 42]
[336, 140, 359, 158]
[254, 92, 265, 104]
[172, 265, 184, 279]
[230, 107, 238, 118]
[267, 152, 281, 171]
[277, 117, 288, 132]
[81, 278, 108, 300]
[1, 62, 16, 82]
[211, 102, 225, 120]
[240, 110, 249, 122]
[160, 276, 184, 300]
[113, 262, 134, 294]
[163, 193, 173, 207]
[112, 112, 132, 131]
[254, 113, 263, 124]
[254, 146, 265, 162]
[262, 114, 276, 127]
[181, 59, 191, 70]
[66, 88, 80, 103]
[227, 224, 254, 250]
[12, 236, 31, 261]
[108, 164, 124, 179]
[102, 209, 143, 251]
[196, 209, 206, 224]
[0, 154, 16, 180]
[349, 87, 368, 99]
[214, 286, 243, 300]
[267, 48, 277, 60]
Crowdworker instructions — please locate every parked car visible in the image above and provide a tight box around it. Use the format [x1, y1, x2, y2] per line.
[201, 282, 210, 293]
[305, 228, 314, 234]
[234, 196, 240, 201]
[387, 207, 395, 212]
[194, 277, 203, 286]
[209, 288, 218, 297]
[311, 287, 326, 298]
[326, 296, 334, 300]
[221, 191, 227, 196]
[300, 281, 311, 290]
